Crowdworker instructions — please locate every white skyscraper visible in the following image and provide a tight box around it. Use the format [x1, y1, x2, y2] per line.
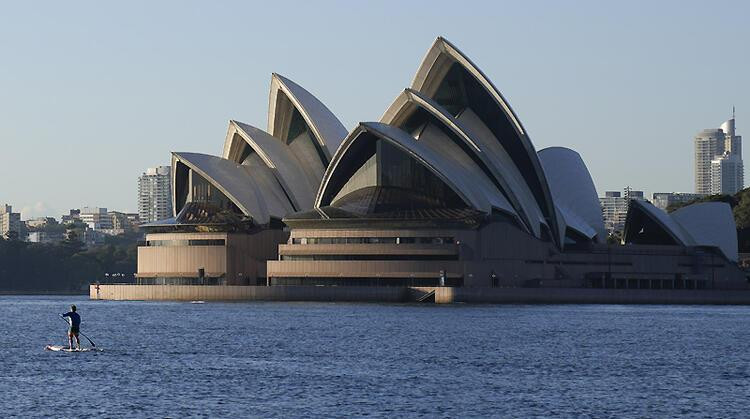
[138, 166, 172, 223]
[695, 110, 743, 195]
[711, 153, 744, 195]
[694, 129, 725, 195]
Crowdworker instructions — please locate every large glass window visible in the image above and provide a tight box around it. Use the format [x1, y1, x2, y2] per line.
[377, 140, 466, 209]
[174, 162, 190, 213]
[190, 173, 239, 213]
[290, 237, 454, 245]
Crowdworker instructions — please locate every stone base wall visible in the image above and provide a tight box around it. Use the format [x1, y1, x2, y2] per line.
[91, 284, 407, 302]
[91, 284, 750, 305]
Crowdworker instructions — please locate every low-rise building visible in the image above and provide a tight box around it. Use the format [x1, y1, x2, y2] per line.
[25, 217, 57, 229]
[28, 231, 64, 244]
[61, 209, 81, 225]
[599, 188, 644, 234]
[109, 211, 139, 233]
[80, 207, 113, 230]
[126, 213, 141, 228]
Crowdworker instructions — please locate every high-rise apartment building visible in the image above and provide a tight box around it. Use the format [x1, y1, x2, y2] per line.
[694, 129, 725, 195]
[138, 166, 172, 223]
[695, 111, 743, 195]
[711, 154, 744, 195]
[0, 204, 22, 238]
[599, 188, 644, 235]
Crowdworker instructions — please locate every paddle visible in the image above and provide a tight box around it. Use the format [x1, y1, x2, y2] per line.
[59, 314, 97, 348]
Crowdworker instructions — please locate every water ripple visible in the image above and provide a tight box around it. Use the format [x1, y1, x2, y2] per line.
[1, 297, 748, 417]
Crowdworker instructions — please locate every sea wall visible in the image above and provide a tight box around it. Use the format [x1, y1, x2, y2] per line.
[91, 284, 407, 302]
[91, 284, 750, 305]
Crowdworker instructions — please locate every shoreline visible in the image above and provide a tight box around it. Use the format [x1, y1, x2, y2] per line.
[89, 284, 750, 305]
[0, 291, 88, 296]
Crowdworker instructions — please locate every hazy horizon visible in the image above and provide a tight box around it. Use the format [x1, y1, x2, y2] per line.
[1, 0, 748, 219]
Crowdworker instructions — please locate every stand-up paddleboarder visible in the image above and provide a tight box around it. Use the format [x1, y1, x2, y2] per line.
[61, 305, 81, 350]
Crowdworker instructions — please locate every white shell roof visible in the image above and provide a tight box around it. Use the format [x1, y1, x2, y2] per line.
[222, 120, 318, 210]
[557, 205, 597, 239]
[172, 152, 294, 225]
[628, 200, 692, 245]
[415, 120, 516, 216]
[671, 202, 738, 262]
[380, 88, 527, 229]
[267, 73, 347, 159]
[538, 147, 607, 242]
[411, 37, 525, 135]
[317, 122, 515, 214]
[408, 36, 562, 247]
[625, 200, 738, 262]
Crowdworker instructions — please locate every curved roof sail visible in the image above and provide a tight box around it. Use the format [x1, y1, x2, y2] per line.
[409, 36, 562, 246]
[382, 88, 549, 236]
[221, 120, 318, 210]
[538, 147, 606, 243]
[623, 200, 738, 262]
[267, 73, 347, 163]
[379, 88, 526, 229]
[171, 152, 294, 225]
[672, 202, 738, 262]
[623, 200, 691, 246]
[317, 122, 502, 214]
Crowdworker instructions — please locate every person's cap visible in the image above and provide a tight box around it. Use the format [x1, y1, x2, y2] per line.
[71, 304, 77, 311]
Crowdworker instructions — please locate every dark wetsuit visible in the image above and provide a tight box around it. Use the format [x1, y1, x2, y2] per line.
[62, 311, 81, 335]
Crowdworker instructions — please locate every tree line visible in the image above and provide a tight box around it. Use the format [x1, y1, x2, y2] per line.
[0, 233, 137, 293]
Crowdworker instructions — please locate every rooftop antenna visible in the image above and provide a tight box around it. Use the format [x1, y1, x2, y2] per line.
[732, 105, 735, 120]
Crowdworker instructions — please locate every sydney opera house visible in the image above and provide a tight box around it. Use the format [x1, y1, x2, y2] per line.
[137, 37, 748, 293]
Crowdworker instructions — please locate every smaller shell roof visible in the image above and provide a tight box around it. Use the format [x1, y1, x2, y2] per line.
[268, 73, 347, 159]
[624, 200, 738, 262]
[672, 202, 738, 262]
[172, 152, 294, 225]
[538, 147, 606, 243]
[223, 120, 318, 210]
[626, 200, 692, 245]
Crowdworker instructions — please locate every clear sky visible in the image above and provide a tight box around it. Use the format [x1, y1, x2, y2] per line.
[1, 0, 748, 219]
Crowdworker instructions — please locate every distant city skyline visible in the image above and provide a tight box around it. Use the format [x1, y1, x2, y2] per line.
[1, 1, 748, 218]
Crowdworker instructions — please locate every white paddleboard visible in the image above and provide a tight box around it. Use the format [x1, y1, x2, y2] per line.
[45, 345, 100, 352]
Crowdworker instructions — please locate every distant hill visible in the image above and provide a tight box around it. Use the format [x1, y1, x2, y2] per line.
[667, 188, 750, 252]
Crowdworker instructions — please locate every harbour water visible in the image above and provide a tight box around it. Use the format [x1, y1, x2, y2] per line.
[2, 296, 748, 417]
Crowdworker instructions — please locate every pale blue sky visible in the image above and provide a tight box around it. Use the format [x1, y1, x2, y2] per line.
[1, 0, 748, 218]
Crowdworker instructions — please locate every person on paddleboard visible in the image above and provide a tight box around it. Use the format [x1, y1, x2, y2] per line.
[61, 305, 81, 350]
